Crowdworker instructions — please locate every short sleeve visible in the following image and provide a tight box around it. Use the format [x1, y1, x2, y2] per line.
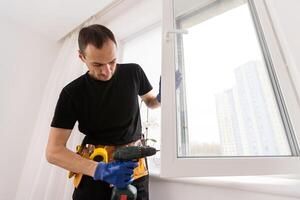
[51, 89, 77, 129]
[136, 65, 153, 96]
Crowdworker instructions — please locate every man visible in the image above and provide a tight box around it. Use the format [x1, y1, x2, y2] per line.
[45, 24, 161, 200]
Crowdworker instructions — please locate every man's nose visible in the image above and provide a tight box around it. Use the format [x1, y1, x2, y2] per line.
[101, 64, 111, 75]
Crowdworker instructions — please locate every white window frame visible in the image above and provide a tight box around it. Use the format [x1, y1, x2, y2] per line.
[161, 0, 300, 177]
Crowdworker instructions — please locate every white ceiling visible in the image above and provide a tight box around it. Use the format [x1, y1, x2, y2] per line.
[0, 0, 114, 41]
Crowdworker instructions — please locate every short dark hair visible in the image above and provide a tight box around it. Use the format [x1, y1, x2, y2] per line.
[78, 24, 117, 53]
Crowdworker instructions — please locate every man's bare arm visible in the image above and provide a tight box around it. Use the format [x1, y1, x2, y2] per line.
[140, 90, 160, 109]
[45, 127, 97, 177]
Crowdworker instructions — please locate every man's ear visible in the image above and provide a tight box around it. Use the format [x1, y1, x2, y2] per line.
[78, 50, 85, 62]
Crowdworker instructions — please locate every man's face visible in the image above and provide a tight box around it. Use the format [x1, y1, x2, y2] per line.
[79, 40, 117, 81]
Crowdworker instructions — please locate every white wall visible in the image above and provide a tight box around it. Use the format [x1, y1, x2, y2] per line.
[0, 17, 60, 199]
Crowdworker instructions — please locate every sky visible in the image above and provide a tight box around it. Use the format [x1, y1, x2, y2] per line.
[182, 4, 264, 144]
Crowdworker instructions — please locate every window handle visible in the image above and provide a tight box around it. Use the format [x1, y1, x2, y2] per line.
[165, 29, 188, 41]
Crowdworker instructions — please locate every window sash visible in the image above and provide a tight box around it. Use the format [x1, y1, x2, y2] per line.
[161, 0, 300, 177]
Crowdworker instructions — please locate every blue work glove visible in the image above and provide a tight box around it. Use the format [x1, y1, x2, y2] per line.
[93, 161, 138, 188]
[156, 77, 162, 103]
[156, 70, 182, 103]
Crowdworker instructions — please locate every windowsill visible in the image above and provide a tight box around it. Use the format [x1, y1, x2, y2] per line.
[149, 168, 300, 198]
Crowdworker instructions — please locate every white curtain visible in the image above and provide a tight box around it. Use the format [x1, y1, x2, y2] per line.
[14, 31, 87, 200]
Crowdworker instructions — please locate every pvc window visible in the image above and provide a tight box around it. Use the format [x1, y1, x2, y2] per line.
[161, 0, 300, 177]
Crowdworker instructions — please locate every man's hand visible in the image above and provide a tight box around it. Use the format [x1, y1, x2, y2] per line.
[93, 161, 138, 188]
[156, 70, 182, 103]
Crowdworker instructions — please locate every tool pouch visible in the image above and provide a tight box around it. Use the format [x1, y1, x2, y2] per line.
[133, 158, 148, 180]
[68, 144, 96, 188]
[68, 143, 149, 188]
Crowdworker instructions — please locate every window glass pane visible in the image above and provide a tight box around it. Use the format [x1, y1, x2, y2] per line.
[174, 1, 292, 157]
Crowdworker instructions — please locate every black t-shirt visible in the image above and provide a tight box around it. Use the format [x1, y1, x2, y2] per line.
[51, 63, 152, 145]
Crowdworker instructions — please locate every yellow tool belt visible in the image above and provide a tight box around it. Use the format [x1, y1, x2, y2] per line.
[68, 140, 148, 188]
